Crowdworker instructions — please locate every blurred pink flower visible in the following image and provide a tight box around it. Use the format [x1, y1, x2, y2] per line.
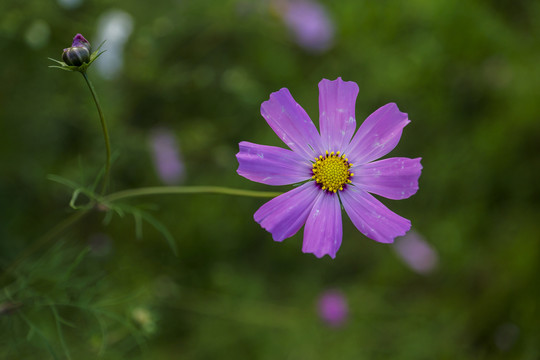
[149, 128, 185, 185]
[317, 290, 348, 327]
[277, 0, 335, 53]
[394, 230, 438, 274]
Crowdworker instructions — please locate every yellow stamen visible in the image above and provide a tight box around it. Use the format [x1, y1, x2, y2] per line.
[311, 151, 353, 193]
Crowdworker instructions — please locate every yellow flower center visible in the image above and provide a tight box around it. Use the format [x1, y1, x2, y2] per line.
[311, 151, 354, 193]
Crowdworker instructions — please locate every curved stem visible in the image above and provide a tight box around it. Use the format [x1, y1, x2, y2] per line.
[103, 186, 282, 203]
[81, 72, 111, 194]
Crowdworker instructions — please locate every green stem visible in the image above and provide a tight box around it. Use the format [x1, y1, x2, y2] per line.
[81, 72, 111, 194]
[103, 186, 282, 203]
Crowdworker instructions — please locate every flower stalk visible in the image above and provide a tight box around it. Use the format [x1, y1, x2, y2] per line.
[102, 186, 282, 203]
[81, 72, 111, 194]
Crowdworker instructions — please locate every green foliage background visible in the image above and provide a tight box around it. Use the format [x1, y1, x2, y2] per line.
[1, 0, 539, 358]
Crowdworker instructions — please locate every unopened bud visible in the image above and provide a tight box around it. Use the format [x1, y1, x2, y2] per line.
[50, 33, 104, 72]
[62, 34, 91, 66]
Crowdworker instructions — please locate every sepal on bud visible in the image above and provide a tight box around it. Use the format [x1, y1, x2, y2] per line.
[49, 33, 105, 73]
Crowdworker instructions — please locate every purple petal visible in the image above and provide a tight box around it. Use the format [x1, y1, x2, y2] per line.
[340, 187, 411, 243]
[261, 88, 323, 160]
[303, 192, 342, 258]
[236, 141, 312, 185]
[352, 157, 422, 200]
[318, 78, 359, 152]
[71, 33, 90, 48]
[344, 103, 410, 165]
[254, 182, 319, 242]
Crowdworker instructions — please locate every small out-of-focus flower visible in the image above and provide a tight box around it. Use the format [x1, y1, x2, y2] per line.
[393, 230, 438, 274]
[132, 307, 157, 335]
[317, 290, 348, 327]
[95, 10, 134, 79]
[236, 78, 422, 258]
[274, 0, 335, 53]
[49, 33, 104, 73]
[149, 128, 185, 185]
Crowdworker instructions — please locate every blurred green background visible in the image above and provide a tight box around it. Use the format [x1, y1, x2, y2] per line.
[1, 0, 540, 358]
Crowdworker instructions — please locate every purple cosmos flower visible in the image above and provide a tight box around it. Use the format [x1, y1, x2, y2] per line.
[236, 78, 422, 258]
[317, 290, 348, 327]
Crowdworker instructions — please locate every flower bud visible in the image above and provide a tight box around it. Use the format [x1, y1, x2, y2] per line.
[61, 34, 91, 66]
[50, 33, 104, 72]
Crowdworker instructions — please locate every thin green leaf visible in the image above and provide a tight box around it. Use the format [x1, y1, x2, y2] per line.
[47, 174, 81, 190]
[134, 211, 143, 240]
[48, 57, 65, 65]
[20, 313, 59, 360]
[62, 247, 90, 282]
[140, 212, 178, 256]
[68, 189, 83, 209]
[50, 305, 72, 360]
[95, 313, 108, 356]
[26, 325, 34, 341]
[91, 166, 105, 193]
[111, 204, 126, 218]
[48, 65, 74, 71]
[102, 209, 114, 225]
